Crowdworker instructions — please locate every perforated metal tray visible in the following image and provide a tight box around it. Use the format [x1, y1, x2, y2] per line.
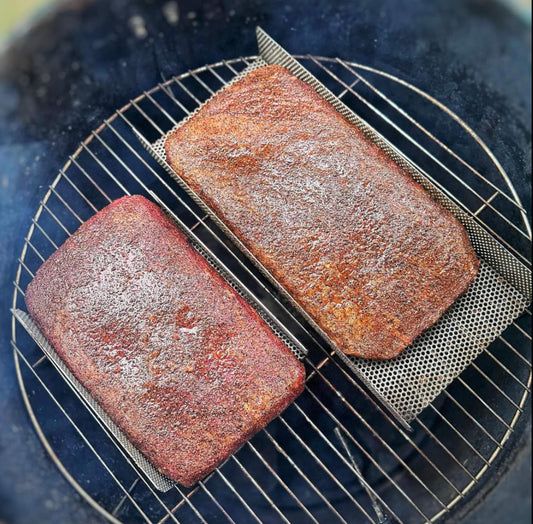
[138, 27, 531, 427]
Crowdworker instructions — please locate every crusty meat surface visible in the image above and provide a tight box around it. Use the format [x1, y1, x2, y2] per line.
[165, 65, 479, 360]
[25, 195, 305, 486]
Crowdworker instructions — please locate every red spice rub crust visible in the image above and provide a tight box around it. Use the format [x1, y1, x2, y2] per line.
[25, 195, 305, 486]
[165, 64, 479, 360]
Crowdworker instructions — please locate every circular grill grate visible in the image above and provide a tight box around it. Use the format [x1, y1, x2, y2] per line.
[11, 55, 532, 524]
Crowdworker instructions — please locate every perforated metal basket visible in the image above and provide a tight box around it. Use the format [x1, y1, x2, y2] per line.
[139, 28, 531, 427]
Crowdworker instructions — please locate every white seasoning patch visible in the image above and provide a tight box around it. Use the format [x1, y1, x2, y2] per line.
[180, 326, 199, 335]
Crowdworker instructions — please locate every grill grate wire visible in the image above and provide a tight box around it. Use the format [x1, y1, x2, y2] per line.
[11, 51, 531, 524]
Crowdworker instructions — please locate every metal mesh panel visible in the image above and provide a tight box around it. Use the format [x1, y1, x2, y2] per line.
[12, 150, 306, 492]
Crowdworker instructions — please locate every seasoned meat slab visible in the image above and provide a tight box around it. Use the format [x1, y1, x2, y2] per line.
[26, 195, 305, 486]
[165, 65, 479, 359]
